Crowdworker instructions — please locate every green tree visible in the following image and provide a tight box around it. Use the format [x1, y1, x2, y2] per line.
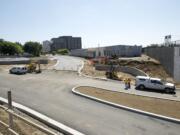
[0, 40, 23, 55]
[15, 44, 24, 54]
[56, 49, 69, 55]
[24, 41, 42, 56]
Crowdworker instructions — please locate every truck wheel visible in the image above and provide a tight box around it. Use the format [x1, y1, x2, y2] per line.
[139, 85, 145, 90]
[165, 88, 170, 93]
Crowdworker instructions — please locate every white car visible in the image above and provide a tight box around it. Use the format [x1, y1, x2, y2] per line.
[9, 66, 28, 74]
[135, 76, 175, 93]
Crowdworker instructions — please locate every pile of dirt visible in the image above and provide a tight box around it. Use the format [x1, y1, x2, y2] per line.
[117, 60, 171, 80]
[81, 60, 106, 77]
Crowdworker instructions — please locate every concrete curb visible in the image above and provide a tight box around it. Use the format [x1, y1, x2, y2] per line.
[47, 57, 59, 70]
[53, 59, 59, 68]
[51, 58, 59, 69]
[0, 97, 85, 135]
[72, 86, 180, 124]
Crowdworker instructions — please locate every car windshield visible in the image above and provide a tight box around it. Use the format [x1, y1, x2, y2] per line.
[160, 79, 166, 84]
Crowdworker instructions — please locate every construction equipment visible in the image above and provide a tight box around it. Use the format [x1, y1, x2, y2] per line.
[27, 60, 41, 73]
[105, 62, 119, 80]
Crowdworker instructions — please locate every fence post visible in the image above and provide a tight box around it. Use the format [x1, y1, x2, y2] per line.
[8, 91, 13, 129]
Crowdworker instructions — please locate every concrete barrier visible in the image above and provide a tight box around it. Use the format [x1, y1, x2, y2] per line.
[0, 59, 48, 65]
[95, 64, 148, 76]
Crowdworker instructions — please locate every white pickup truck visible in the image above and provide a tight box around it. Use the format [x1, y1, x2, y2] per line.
[135, 76, 175, 93]
[9, 66, 28, 74]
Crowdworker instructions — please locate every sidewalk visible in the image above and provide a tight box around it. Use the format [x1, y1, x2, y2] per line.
[81, 81, 180, 101]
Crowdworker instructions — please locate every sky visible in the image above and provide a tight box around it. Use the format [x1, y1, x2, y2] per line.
[0, 0, 180, 48]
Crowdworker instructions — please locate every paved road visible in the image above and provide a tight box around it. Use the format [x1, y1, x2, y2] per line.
[0, 69, 179, 135]
[53, 55, 82, 71]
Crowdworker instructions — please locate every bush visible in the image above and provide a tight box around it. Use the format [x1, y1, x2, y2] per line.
[56, 49, 69, 55]
[52, 51, 56, 56]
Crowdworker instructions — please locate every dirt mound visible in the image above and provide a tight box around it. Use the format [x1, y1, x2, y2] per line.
[116, 59, 171, 81]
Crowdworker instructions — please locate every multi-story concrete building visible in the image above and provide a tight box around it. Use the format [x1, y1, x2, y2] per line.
[70, 45, 142, 58]
[144, 46, 180, 82]
[51, 36, 82, 51]
[42, 40, 51, 53]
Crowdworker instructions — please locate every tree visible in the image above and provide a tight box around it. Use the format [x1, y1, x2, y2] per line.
[56, 49, 69, 55]
[0, 40, 23, 55]
[24, 41, 42, 56]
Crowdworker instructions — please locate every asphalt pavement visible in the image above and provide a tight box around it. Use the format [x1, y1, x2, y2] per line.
[0, 55, 179, 135]
[53, 55, 82, 71]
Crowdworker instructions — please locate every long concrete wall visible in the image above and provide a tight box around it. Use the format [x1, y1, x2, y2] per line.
[144, 46, 180, 82]
[174, 47, 180, 82]
[0, 59, 48, 65]
[144, 47, 174, 77]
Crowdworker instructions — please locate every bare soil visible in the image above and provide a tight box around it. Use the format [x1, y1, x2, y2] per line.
[82, 60, 134, 81]
[81, 60, 106, 77]
[117, 55, 171, 80]
[0, 107, 60, 135]
[77, 86, 180, 119]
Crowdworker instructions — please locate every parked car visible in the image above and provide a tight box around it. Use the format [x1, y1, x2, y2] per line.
[9, 66, 28, 74]
[135, 76, 175, 93]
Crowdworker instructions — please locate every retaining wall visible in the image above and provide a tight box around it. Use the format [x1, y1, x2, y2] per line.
[95, 64, 147, 76]
[144, 46, 180, 82]
[0, 59, 48, 65]
[144, 47, 174, 76]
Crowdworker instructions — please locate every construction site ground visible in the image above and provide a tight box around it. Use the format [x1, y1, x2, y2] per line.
[0, 105, 61, 135]
[77, 86, 180, 119]
[81, 55, 180, 87]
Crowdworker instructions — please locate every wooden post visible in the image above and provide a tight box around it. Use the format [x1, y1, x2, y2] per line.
[8, 91, 13, 129]
[38, 62, 41, 72]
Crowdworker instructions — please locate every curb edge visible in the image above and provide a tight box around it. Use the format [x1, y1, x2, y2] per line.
[72, 86, 180, 124]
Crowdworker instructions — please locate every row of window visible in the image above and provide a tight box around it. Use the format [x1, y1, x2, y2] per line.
[103, 50, 136, 56]
[139, 79, 163, 85]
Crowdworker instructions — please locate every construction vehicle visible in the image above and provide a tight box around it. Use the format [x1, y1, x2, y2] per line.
[105, 62, 119, 80]
[27, 60, 41, 73]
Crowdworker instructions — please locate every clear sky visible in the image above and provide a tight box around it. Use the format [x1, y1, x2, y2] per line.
[0, 0, 180, 47]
